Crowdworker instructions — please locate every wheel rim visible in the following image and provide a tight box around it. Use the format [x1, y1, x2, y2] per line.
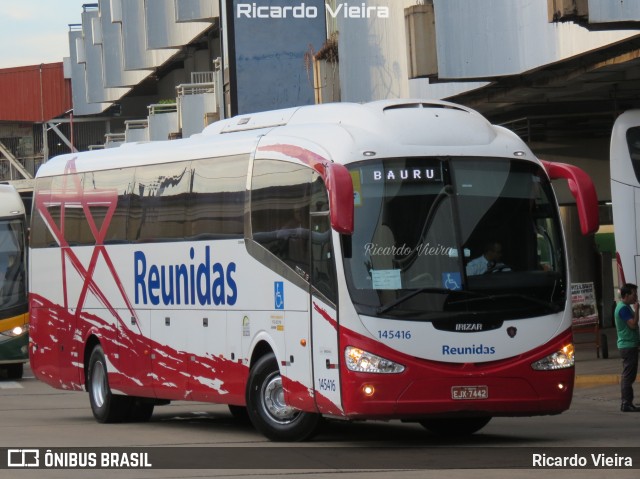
[260, 371, 299, 424]
[91, 360, 107, 408]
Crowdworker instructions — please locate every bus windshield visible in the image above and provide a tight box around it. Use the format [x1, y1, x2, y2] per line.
[0, 218, 27, 311]
[343, 157, 566, 322]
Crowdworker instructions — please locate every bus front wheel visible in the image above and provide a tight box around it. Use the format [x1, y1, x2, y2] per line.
[87, 345, 130, 423]
[420, 416, 492, 436]
[246, 353, 320, 441]
[3, 363, 23, 379]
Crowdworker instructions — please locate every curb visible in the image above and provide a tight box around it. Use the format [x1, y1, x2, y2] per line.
[575, 374, 620, 387]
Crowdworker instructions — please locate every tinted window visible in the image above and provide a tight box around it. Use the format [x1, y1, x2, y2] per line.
[84, 168, 134, 243]
[0, 218, 26, 308]
[130, 163, 190, 242]
[310, 174, 337, 302]
[31, 177, 55, 248]
[188, 155, 248, 239]
[626, 127, 640, 183]
[62, 173, 95, 245]
[251, 160, 312, 279]
[33, 157, 249, 247]
[31, 174, 95, 247]
[343, 157, 566, 321]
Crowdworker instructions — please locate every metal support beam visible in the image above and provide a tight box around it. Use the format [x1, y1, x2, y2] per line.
[47, 122, 78, 153]
[42, 124, 49, 163]
[0, 141, 34, 180]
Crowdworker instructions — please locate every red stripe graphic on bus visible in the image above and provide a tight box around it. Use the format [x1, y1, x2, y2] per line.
[313, 301, 338, 331]
[31, 291, 339, 411]
[258, 144, 328, 175]
[33, 159, 139, 327]
[30, 293, 249, 401]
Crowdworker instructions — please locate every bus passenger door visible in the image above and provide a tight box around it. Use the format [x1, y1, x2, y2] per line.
[310, 209, 343, 415]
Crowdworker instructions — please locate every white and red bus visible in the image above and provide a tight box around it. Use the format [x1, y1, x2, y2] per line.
[611, 110, 640, 285]
[29, 100, 598, 440]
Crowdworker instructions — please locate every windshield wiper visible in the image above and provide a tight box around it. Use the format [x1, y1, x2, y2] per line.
[376, 288, 485, 315]
[447, 293, 561, 312]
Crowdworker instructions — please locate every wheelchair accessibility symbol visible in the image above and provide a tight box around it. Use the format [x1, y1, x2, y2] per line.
[442, 272, 462, 290]
[274, 281, 284, 309]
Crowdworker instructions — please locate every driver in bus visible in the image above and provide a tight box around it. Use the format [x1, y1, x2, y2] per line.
[466, 240, 510, 276]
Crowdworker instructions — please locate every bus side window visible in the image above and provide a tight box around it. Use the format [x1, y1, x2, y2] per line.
[85, 168, 134, 244]
[32, 174, 94, 247]
[63, 173, 94, 246]
[251, 159, 312, 279]
[626, 126, 640, 183]
[310, 174, 337, 303]
[189, 155, 248, 240]
[131, 163, 190, 242]
[31, 177, 56, 248]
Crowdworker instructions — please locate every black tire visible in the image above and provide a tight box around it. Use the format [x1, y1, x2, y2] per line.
[127, 398, 155, 422]
[87, 345, 130, 423]
[228, 404, 250, 423]
[246, 353, 320, 441]
[5, 363, 23, 379]
[420, 417, 492, 436]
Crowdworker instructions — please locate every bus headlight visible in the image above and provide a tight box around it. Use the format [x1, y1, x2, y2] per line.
[0, 324, 28, 341]
[531, 343, 574, 370]
[345, 346, 405, 374]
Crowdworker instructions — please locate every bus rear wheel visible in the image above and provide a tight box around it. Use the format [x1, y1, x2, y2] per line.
[87, 345, 130, 423]
[246, 353, 320, 441]
[127, 398, 155, 422]
[420, 417, 492, 436]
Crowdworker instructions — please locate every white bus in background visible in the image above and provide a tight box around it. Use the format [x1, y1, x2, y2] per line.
[611, 110, 640, 285]
[0, 184, 28, 379]
[29, 100, 598, 441]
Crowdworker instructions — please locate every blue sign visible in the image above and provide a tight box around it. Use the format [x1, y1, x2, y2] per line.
[442, 272, 462, 291]
[233, 0, 327, 114]
[274, 281, 284, 309]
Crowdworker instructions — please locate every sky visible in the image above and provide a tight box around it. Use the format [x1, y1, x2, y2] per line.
[0, 0, 87, 69]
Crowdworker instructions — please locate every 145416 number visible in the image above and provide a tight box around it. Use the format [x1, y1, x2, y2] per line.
[377, 330, 412, 340]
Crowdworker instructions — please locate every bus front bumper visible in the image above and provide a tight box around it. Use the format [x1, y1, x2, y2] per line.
[0, 329, 29, 363]
[340, 368, 573, 419]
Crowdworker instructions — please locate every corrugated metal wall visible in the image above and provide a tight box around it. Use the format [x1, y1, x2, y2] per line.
[0, 63, 72, 122]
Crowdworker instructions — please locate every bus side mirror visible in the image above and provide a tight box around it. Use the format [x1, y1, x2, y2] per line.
[325, 162, 354, 234]
[540, 160, 599, 235]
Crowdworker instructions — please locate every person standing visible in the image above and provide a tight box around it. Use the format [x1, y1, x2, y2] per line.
[615, 283, 640, 412]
